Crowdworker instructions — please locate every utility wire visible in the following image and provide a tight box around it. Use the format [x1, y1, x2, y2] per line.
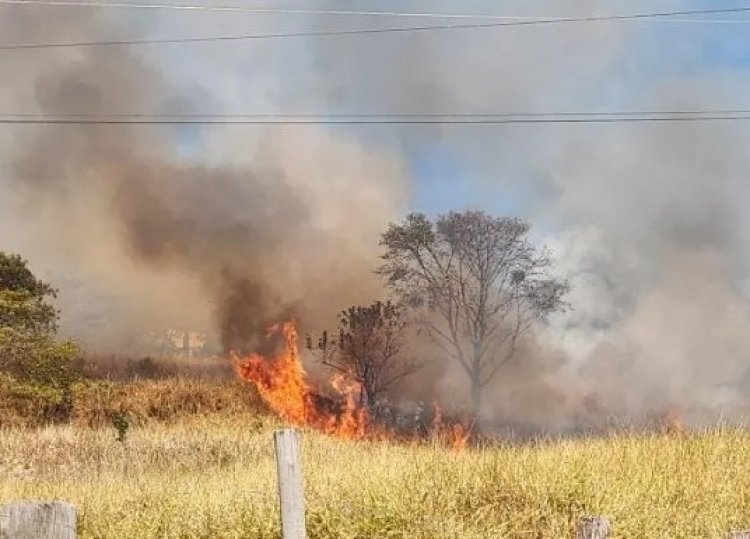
[2, 115, 750, 125]
[1, 6, 750, 50]
[0, 0, 541, 19]
[3, 110, 750, 119]
[2, 0, 750, 24]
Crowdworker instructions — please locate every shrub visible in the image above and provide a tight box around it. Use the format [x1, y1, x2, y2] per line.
[0, 373, 71, 427]
[0, 329, 82, 389]
[0, 329, 83, 425]
[0, 251, 84, 422]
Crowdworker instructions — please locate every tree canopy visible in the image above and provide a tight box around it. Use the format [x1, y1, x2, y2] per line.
[308, 300, 418, 407]
[0, 251, 79, 399]
[0, 253, 58, 335]
[378, 211, 568, 416]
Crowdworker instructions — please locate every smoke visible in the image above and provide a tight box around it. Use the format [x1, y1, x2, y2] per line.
[2, 1, 750, 428]
[305, 0, 750, 425]
[547, 120, 750, 422]
[0, 5, 408, 353]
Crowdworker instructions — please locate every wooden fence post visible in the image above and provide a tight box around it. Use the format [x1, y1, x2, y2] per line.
[576, 516, 611, 539]
[274, 429, 307, 539]
[0, 501, 76, 539]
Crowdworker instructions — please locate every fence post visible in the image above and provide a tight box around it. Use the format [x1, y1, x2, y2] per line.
[0, 501, 76, 539]
[576, 516, 611, 539]
[274, 429, 307, 539]
[729, 532, 750, 538]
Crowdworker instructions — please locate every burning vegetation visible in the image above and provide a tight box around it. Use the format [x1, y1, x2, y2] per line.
[235, 322, 471, 448]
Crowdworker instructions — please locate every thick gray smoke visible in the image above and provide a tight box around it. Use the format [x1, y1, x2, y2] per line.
[0, 5, 408, 353]
[1, 1, 749, 428]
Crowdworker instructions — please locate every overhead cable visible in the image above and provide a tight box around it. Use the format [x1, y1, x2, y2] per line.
[1, 5, 750, 50]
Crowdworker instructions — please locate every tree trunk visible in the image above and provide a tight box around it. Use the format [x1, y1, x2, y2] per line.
[470, 372, 482, 420]
[361, 383, 376, 409]
[470, 342, 484, 421]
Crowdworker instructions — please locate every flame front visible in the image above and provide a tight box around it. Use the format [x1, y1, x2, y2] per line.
[431, 403, 472, 450]
[235, 321, 470, 447]
[235, 322, 311, 427]
[235, 322, 369, 439]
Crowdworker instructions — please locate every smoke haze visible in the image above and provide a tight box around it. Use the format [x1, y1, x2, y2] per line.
[1, 1, 750, 427]
[0, 4, 408, 353]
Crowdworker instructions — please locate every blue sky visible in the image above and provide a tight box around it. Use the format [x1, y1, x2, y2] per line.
[157, 0, 750, 224]
[7, 0, 750, 223]
[401, 2, 750, 218]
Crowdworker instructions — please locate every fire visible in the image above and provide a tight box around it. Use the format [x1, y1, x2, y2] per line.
[431, 404, 473, 450]
[328, 374, 369, 439]
[235, 322, 310, 427]
[235, 322, 362, 438]
[661, 406, 684, 435]
[235, 321, 470, 448]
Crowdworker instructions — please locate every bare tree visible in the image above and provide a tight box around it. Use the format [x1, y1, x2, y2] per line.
[378, 211, 568, 417]
[307, 300, 419, 407]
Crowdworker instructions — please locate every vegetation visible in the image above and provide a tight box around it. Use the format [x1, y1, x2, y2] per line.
[308, 300, 418, 406]
[82, 354, 233, 381]
[0, 252, 83, 420]
[6, 224, 739, 539]
[379, 211, 569, 416]
[1, 414, 749, 538]
[0, 376, 263, 428]
[0, 252, 58, 335]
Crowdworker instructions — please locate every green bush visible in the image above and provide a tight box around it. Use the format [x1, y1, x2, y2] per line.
[0, 251, 84, 423]
[0, 329, 82, 389]
[0, 373, 72, 426]
[0, 329, 83, 424]
[0, 252, 58, 335]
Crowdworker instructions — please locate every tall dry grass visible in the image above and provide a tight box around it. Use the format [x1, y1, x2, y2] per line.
[82, 354, 234, 381]
[0, 377, 265, 428]
[2, 414, 750, 538]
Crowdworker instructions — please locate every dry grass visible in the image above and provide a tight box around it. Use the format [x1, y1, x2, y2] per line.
[71, 377, 264, 427]
[0, 376, 265, 428]
[2, 413, 750, 538]
[82, 354, 234, 381]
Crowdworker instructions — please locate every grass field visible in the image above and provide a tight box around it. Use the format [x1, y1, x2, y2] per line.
[2, 406, 750, 538]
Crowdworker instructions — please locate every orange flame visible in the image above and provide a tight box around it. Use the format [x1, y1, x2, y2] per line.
[661, 406, 684, 435]
[235, 322, 310, 426]
[234, 322, 370, 439]
[235, 321, 470, 448]
[431, 403, 473, 450]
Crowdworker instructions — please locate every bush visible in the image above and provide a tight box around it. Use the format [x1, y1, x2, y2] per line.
[0, 329, 83, 425]
[0, 329, 82, 389]
[0, 251, 83, 420]
[0, 253, 58, 335]
[0, 373, 72, 427]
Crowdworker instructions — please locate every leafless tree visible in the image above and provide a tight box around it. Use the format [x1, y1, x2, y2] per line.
[307, 300, 419, 407]
[378, 211, 568, 417]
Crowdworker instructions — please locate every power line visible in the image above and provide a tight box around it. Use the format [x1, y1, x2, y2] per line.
[2, 0, 750, 25]
[0, 0, 538, 19]
[3, 109, 750, 119]
[2, 115, 750, 125]
[1, 5, 750, 50]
